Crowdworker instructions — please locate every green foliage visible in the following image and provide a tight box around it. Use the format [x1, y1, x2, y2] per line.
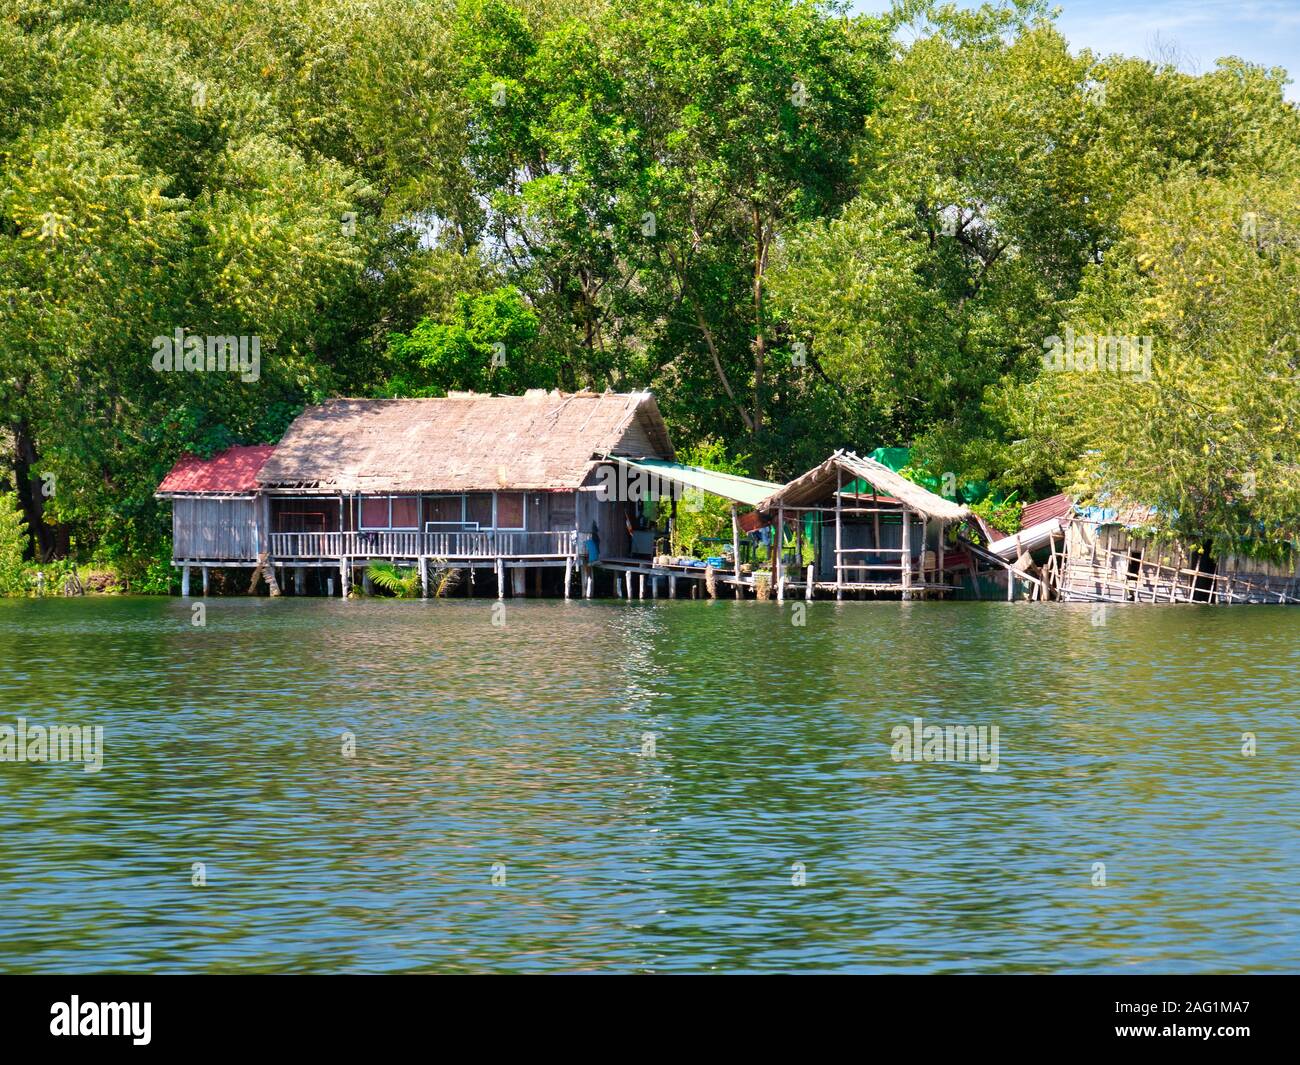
[996, 170, 1300, 547]
[366, 561, 422, 598]
[668, 439, 751, 559]
[2, 0, 1296, 577]
[0, 494, 29, 595]
[969, 494, 1023, 537]
[381, 286, 561, 396]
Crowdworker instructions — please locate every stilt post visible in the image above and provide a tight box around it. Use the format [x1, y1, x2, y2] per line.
[775, 504, 785, 602]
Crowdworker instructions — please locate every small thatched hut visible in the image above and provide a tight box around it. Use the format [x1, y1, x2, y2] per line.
[755, 450, 970, 599]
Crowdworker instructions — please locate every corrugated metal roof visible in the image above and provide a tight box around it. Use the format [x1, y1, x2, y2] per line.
[610, 457, 781, 507]
[1020, 493, 1073, 528]
[157, 445, 275, 495]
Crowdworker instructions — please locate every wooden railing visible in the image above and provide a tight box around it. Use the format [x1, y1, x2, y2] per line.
[269, 529, 577, 560]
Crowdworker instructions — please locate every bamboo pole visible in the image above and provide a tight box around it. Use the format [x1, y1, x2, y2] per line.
[775, 504, 785, 602]
[835, 468, 843, 601]
[937, 522, 946, 592]
[731, 505, 742, 584]
[901, 509, 912, 599]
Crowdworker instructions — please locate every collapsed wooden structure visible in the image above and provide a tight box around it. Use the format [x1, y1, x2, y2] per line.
[983, 498, 1299, 604]
[1047, 509, 1299, 604]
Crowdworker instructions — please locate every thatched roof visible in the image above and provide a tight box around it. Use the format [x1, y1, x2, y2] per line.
[256, 390, 673, 492]
[758, 450, 970, 521]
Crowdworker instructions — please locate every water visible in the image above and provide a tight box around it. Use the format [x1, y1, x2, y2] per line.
[0, 596, 1296, 973]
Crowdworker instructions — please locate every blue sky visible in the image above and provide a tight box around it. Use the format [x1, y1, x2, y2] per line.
[855, 0, 1300, 100]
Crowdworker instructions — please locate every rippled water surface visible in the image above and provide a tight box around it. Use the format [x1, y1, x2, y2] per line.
[0, 596, 1296, 973]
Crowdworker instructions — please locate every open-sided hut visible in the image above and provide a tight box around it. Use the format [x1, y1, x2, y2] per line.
[755, 450, 970, 599]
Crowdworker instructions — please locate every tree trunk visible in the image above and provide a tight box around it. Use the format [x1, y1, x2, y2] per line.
[751, 207, 768, 438]
[11, 419, 67, 561]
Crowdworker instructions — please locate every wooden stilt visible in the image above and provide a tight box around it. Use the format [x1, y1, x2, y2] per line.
[835, 467, 843, 601]
[420, 557, 429, 598]
[901, 508, 912, 600]
[669, 574, 677, 598]
[564, 557, 572, 599]
[201, 566, 210, 596]
[731, 505, 742, 589]
[495, 557, 504, 599]
[776, 504, 785, 601]
[181, 565, 191, 597]
[920, 517, 929, 586]
[937, 524, 946, 591]
[806, 563, 814, 599]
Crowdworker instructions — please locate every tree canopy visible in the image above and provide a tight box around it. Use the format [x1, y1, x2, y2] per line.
[1, 0, 1295, 572]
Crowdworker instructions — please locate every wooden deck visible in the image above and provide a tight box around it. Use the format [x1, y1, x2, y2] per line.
[595, 557, 960, 598]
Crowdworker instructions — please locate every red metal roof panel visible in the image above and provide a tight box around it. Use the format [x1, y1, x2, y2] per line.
[157, 445, 276, 494]
[1020, 492, 1073, 529]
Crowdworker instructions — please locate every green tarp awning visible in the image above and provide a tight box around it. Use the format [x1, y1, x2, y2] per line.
[607, 457, 781, 507]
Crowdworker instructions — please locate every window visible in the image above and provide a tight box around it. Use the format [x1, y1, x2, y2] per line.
[495, 491, 525, 529]
[360, 496, 390, 529]
[361, 495, 419, 529]
[465, 493, 493, 529]
[423, 495, 463, 528]
[390, 495, 419, 529]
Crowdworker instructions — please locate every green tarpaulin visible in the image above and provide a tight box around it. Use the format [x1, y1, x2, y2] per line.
[609, 457, 781, 507]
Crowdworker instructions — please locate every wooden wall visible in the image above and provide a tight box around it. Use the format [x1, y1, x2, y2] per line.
[172, 497, 258, 560]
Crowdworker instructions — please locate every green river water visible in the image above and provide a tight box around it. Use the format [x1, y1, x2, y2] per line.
[0, 596, 1295, 973]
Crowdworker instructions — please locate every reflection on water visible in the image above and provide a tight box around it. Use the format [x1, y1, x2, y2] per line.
[0, 596, 1296, 973]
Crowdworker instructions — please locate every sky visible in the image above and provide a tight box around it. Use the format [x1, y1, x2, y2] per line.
[855, 0, 1300, 101]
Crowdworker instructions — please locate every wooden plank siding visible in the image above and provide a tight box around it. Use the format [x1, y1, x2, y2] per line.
[172, 497, 259, 560]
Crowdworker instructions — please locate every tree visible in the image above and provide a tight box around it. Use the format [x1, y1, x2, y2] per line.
[381, 286, 564, 395]
[997, 171, 1300, 548]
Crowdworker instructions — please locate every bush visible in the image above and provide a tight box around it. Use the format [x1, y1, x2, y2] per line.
[0, 494, 30, 596]
[669, 439, 752, 559]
